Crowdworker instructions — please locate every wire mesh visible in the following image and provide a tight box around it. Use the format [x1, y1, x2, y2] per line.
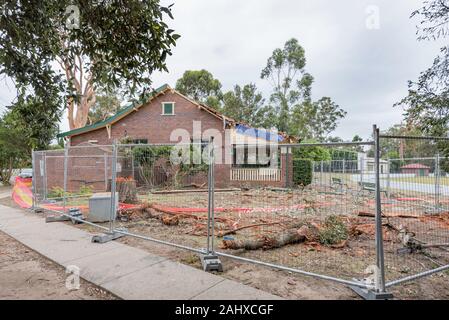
[378, 136, 449, 284]
[32, 150, 65, 209]
[112, 142, 211, 252]
[29, 133, 449, 291]
[32, 146, 113, 222]
[212, 142, 376, 285]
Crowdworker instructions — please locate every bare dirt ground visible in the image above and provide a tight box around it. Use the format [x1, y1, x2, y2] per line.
[0, 231, 117, 300]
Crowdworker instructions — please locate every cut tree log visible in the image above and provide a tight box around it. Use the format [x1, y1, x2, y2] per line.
[222, 223, 319, 250]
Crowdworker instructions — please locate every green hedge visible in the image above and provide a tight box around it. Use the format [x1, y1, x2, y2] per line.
[293, 158, 313, 186]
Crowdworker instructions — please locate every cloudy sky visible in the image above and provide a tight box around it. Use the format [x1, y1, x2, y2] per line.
[0, 0, 446, 140]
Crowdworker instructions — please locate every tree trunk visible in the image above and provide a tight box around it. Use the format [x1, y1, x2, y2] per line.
[222, 223, 319, 250]
[114, 179, 138, 203]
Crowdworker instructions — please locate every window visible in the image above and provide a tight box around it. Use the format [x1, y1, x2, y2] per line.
[232, 145, 277, 168]
[132, 139, 148, 144]
[162, 102, 175, 115]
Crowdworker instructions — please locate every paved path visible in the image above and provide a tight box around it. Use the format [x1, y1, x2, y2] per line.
[0, 190, 12, 199]
[0, 205, 281, 300]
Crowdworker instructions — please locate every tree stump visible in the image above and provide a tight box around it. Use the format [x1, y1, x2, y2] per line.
[115, 177, 138, 203]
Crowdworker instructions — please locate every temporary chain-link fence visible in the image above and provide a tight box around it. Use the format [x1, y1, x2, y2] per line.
[377, 135, 449, 289]
[29, 126, 449, 296]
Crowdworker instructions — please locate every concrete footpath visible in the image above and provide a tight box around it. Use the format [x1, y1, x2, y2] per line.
[0, 205, 281, 300]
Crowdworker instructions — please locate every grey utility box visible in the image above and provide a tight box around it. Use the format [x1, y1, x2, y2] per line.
[88, 192, 119, 223]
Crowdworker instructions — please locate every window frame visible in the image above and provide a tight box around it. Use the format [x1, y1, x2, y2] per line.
[161, 102, 175, 115]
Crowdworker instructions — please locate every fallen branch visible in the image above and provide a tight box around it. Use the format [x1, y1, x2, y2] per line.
[151, 188, 240, 194]
[148, 204, 233, 224]
[183, 182, 207, 189]
[358, 211, 422, 219]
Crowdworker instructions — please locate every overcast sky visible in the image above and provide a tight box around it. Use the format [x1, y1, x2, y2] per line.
[0, 0, 446, 140]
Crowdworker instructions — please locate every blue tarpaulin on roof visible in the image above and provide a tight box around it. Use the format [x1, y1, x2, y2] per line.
[235, 124, 283, 142]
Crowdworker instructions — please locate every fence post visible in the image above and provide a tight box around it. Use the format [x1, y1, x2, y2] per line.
[206, 139, 212, 255]
[386, 159, 391, 199]
[435, 153, 440, 211]
[43, 152, 47, 200]
[109, 142, 118, 233]
[63, 143, 69, 213]
[360, 154, 364, 184]
[285, 146, 290, 188]
[31, 150, 36, 210]
[210, 138, 215, 254]
[104, 153, 108, 191]
[201, 137, 222, 272]
[131, 151, 135, 181]
[373, 125, 387, 294]
[320, 160, 324, 185]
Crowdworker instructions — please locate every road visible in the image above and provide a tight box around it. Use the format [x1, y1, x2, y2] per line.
[349, 175, 449, 196]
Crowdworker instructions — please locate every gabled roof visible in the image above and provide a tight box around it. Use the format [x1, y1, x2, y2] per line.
[57, 84, 299, 143]
[58, 84, 170, 138]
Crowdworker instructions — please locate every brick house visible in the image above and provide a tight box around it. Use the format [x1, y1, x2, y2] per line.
[53, 84, 298, 191]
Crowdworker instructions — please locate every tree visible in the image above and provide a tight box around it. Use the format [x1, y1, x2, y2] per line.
[261, 38, 309, 133]
[0, 1, 180, 130]
[261, 38, 346, 137]
[175, 70, 222, 109]
[88, 94, 122, 125]
[293, 139, 331, 162]
[6, 95, 61, 151]
[327, 136, 344, 143]
[351, 134, 365, 152]
[222, 83, 275, 127]
[0, 112, 31, 185]
[397, 0, 449, 136]
[291, 97, 347, 141]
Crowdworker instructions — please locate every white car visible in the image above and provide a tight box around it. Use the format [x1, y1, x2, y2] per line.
[9, 168, 33, 185]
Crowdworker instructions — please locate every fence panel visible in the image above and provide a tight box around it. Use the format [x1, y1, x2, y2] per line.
[32, 149, 65, 209]
[378, 136, 449, 288]
[32, 151, 46, 204]
[212, 142, 376, 288]
[112, 142, 212, 253]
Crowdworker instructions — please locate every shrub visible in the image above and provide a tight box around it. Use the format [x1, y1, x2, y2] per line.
[319, 215, 348, 245]
[293, 158, 313, 186]
[79, 184, 93, 195]
[293, 140, 331, 162]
